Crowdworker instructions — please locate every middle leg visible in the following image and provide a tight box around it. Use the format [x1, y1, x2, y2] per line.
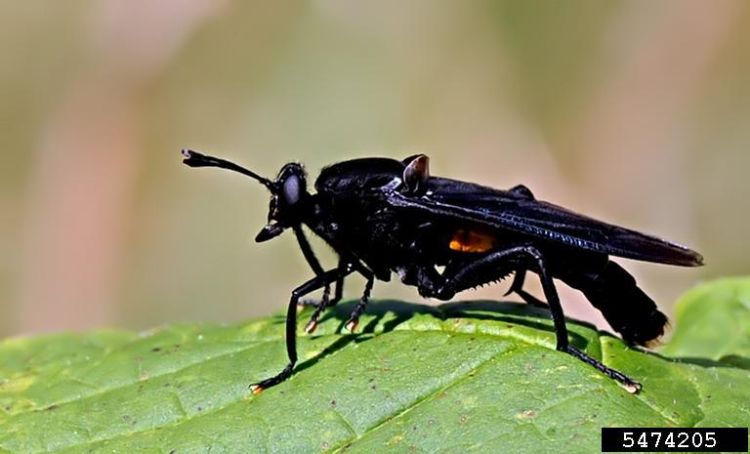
[343, 268, 375, 332]
[303, 266, 346, 334]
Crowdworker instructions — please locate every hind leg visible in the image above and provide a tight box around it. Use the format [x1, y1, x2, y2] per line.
[417, 246, 642, 393]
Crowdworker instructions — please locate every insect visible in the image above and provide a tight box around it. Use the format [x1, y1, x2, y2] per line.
[182, 149, 703, 394]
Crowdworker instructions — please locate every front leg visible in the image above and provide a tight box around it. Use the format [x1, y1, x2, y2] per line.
[420, 246, 641, 393]
[249, 264, 354, 394]
[293, 226, 346, 331]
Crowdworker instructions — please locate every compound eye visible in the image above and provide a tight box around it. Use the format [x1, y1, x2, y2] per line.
[282, 174, 301, 205]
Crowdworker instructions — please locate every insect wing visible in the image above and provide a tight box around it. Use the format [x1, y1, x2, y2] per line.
[387, 177, 703, 266]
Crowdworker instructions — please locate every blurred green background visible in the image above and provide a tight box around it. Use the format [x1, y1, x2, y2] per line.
[1, 1, 748, 337]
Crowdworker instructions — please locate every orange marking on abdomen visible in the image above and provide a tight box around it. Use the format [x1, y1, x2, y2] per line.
[449, 229, 497, 253]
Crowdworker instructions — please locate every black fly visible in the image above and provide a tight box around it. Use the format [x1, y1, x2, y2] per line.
[182, 150, 703, 394]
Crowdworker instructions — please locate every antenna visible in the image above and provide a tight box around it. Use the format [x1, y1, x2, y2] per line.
[181, 149, 275, 190]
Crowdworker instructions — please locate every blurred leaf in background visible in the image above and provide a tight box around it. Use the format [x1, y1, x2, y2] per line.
[661, 277, 750, 361]
[1, 1, 749, 336]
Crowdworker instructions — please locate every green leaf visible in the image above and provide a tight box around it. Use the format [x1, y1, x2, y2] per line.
[1, 293, 748, 453]
[660, 277, 750, 363]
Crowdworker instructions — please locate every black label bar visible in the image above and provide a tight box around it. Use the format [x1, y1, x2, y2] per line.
[601, 427, 748, 452]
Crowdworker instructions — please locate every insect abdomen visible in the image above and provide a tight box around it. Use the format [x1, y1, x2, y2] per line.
[564, 261, 668, 346]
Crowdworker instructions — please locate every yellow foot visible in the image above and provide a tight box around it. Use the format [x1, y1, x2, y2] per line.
[304, 320, 318, 334]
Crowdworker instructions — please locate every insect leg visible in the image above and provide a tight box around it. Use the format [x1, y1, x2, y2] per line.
[438, 246, 641, 393]
[503, 270, 547, 308]
[344, 268, 374, 332]
[293, 226, 330, 311]
[297, 286, 330, 307]
[293, 226, 349, 332]
[304, 260, 347, 334]
[436, 246, 572, 348]
[294, 226, 326, 275]
[249, 264, 353, 394]
[518, 248, 641, 393]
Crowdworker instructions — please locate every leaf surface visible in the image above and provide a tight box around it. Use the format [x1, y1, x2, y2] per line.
[1, 284, 748, 453]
